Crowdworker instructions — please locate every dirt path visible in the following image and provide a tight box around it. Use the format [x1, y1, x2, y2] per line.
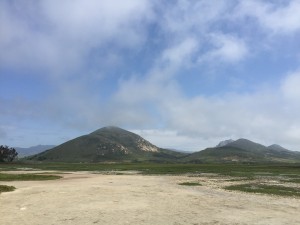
[0, 172, 299, 225]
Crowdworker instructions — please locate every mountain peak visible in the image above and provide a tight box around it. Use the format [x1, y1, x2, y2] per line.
[91, 126, 125, 134]
[216, 138, 261, 149]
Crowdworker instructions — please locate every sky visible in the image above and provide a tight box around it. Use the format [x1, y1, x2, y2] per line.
[1, 0, 300, 151]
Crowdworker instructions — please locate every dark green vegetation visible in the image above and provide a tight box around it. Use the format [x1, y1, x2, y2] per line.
[178, 182, 201, 186]
[28, 126, 186, 163]
[0, 173, 62, 181]
[225, 183, 300, 197]
[25, 126, 300, 163]
[0, 145, 18, 162]
[1, 162, 300, 176]
[0, 185, 16, 193]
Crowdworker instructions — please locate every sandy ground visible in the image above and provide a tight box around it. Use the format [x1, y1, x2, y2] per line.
[1, 171, 300, 225]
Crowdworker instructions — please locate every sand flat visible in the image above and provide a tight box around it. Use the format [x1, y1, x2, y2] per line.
[0, 172, 300, 225]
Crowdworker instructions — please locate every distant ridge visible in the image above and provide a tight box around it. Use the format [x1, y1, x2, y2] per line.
[28, 126, 185, 162]
[183, 138, 300, 163]
[16, 145, 55, 157]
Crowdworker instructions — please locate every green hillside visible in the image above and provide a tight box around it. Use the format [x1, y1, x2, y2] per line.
[184, 139, 300, 163]
[28, 126, 186, 162]
[28, 128, 300, 163]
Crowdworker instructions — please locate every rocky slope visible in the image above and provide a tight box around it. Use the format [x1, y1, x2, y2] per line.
[29, 126, 185, 162]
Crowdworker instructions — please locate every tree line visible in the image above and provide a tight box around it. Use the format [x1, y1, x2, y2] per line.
[0, 145, 18, 162]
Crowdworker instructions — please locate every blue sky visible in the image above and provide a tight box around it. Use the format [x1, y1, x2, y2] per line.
[1, 0, 300, 151]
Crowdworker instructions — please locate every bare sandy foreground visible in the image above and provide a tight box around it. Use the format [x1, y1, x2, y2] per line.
[1, 171, 300, 225]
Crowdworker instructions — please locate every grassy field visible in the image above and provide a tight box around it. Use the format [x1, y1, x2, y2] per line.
[1, 162, 300, 197]
[1, 162, 300, 176]
[0, 173, 62, 181]
[225, 183, 300, 197]
[0, 172, 62, 194]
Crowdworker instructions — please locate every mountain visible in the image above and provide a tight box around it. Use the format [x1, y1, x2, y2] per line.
[184, 138, 300, 163]
[28, 126, 186, 162]
[265, 144, 300, 159]
[15, 145, 56, 157]
[27, 131, 300, 163]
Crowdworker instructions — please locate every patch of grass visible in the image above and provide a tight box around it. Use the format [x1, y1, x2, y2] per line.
[0, 185, 16, 193]
[281, 179, 300, 183]
[178, 182, 202, 186]
[225, 183, 300, 197]
[1, 162, 300, 178]
[0, 173, 62, 181]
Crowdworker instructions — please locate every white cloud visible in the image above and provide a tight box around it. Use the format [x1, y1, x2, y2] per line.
[199, 34, 248, 63]
[161, 0, 227, 34]
[162, 38, 199, 67]
[131, 129, 221, 151]
[237, 0, 300, 34]
[0, 0, 154, 75]
[281, 71, 300, 101]
[154, 1, 251, 69]
[43, 0, 153, 46]
[127, 78, 300, 151]
[0, 0, 249, 76]
[113, 68, 300, 151]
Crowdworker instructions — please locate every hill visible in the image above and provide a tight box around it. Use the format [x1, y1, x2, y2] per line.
[15, 145, 56, 157]
[184, 139, 300, 163]
[27, 130, 300, 163]
[28, 126, 186, 162]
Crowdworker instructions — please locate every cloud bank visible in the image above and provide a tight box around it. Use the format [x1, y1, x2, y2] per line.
[1, 0, 300, 151]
